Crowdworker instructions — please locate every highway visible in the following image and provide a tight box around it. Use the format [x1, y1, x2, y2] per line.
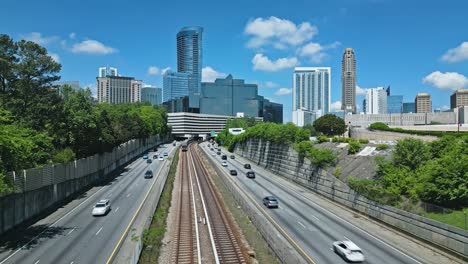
[200, 142, 458, 264]
[0, 144, 176, 264]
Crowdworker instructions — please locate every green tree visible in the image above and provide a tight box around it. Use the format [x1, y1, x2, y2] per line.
[313, 114, 346, 136]
[393, 138, 431, 170]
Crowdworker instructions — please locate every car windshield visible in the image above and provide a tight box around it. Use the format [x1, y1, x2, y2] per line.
[95, 204, 105, 208]
[350, 250, 362, 254]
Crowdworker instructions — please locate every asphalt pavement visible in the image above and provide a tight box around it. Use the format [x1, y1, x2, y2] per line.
[201, 142, 458, 264]
[0, 144, 175, 264]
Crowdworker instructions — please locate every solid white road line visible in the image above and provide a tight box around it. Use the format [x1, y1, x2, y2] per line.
[0, 184, 109, 264]
[96, 227, 103, 236]
[310, 215, 320, 221]
[126, 193, 131, 198]
[34, 261, 39, 264]
[115, 207, 119, 213]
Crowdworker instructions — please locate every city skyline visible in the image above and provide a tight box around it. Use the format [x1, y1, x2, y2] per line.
[2, 0, 467, 122]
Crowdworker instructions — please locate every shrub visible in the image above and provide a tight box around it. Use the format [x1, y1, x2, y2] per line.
[52, 147, 76, 164]
[348, 140, 362, 154]
[317, 135, 329, 143]
[369, 122, 390, 130]
[376, 144, 389, 150]
[358, 139, 369, 144]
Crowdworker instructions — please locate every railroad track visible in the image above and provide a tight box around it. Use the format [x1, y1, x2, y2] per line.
[171, 151, 197, 264]
[189, 144, 247, 264]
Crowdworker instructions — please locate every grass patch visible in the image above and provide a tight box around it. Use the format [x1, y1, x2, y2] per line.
[139, 150, 179, 263]
[423, 209, 467, 230]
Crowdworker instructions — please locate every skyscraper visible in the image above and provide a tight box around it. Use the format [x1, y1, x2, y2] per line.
[341, 48, 356, 114]
[292, 67, 331, 126]
[176, 26, 203, 108]
[98, 66, 118, 77]
[365, 87, 387, 114]
[163, 71, 198, 102]
[96, 76, 141, 104]
[415, 93, 431, 113]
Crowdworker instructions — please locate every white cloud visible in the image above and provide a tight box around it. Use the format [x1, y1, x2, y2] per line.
[147, 66, 160, 75]
[297, 41, 340, 63]
[21, 32, 58, 45]
[244, 16, 318, 49]
[161, 67, 171, 75]
[49, 53, 60, 63]
[252, 53, 298, 72]
[202, 66, 227, 82]
[265, 97, 276, 103]
[264, 81, 278, 88]
[69, 32, 76, 39]
[356, 85, 367, 95]
[441, 105, 450, 111]
[331, 100, 342, 111]
[441, 42, 468, 62]
[71, 40, 117, 55]
[274, 88, 292, 96]
[422, 71, 468, 90]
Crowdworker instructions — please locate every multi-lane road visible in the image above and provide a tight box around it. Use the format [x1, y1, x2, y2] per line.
[201, 142, 459, 264]
[0, 144, 176, 264]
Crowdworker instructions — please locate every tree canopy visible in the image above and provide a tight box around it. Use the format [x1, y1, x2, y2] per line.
[313, 114, 346, 136]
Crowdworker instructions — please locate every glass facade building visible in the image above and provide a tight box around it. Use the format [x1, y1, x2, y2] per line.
[98, 66, 118, 77]
[402, 102, 416, 113]
[141, 86, 162, 105]
[387, 95, 403, 113]
[163, 71, 198, 103]
[200, 75, 259, 117]
[176, 26, 203, 109]
[292, 67, 330, 126]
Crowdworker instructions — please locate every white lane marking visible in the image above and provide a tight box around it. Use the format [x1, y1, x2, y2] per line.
[34, 261, 40, 264]
[297, 221, 306, 229]
[115, 207, 119, 213]
[0, 183, 109, 264]
[126, 193, 131, 198]
[70, 262, 74, 264]
[310, 215, 319, 221]
[330, 248, 334, 251]
[108, 192, 113, 197]
[344, 236, 350, 241]
[96, 226, 103, 236]
[67, 228, 75, 235]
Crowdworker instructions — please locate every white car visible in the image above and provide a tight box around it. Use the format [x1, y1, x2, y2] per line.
[221, 161, 228, 167]
[333, 240, 365, 262]
[158, 156, 164, 161]
[92, 199, 111, 216]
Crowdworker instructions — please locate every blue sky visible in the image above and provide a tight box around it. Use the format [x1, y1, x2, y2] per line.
[1, 0, 467, 122]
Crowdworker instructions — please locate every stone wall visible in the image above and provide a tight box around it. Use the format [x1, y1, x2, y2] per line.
[350, 128, 438, 142]
[234, 139, 468, 258]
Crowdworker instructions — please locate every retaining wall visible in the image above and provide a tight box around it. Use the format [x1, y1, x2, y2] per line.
[233, 139, 468, 258]
[0, 135, 166, 236]
[350, 128, 438, 142]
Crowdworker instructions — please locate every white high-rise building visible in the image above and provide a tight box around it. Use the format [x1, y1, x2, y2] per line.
[342, 48, 356, 114]
[98, 66, 118, 77]
[292, 67, 331, 126]
[97, 76, 141, 104]
[365, 87, 387, 114]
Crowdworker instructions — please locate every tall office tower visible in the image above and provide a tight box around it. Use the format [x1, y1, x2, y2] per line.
[415, 93, 432, 113]
[96, 76, 141, 104]
[141, 85, 163, 105]
[292, 67, 331, 126]
[450, 89, 468, 109]
[163, 71, 198, 102]
[98, 66, 118, 77]
[176, 26, 203, 108]
[365, 87, 387, 114]
[341, 48, 356, 114]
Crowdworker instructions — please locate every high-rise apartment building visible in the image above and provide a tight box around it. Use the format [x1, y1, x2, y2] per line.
[141, 86, 162, 105]
[96, 76, 141, 104]
[415, 93, 431, 113]
[98, 66, 118, 77]
[450, 89, 468, 109]
[341, 48, 356, 114]
[292, 67, 330, 126]
[365, 87, 387, 114]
